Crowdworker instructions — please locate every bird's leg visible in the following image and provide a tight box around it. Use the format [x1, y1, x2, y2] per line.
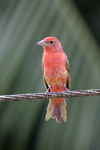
[64, 84, 70, 99]
[45, 86, 51, 98]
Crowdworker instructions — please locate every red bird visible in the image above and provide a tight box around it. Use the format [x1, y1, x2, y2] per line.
[37, 37, 70, 123]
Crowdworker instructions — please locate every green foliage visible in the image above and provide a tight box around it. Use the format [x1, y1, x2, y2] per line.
[0, 0, 100, 150]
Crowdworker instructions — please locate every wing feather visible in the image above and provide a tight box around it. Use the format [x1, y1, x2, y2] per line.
[64, 53, 71, 90]
[42, 63, 50, 92]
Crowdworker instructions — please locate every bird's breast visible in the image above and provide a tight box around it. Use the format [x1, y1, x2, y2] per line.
[43, 53, 65, 76]
[43, 53, 67, 88]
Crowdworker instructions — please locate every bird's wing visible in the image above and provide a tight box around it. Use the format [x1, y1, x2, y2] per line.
[42, 63, 50, 92]
[65, 54, 71, 90]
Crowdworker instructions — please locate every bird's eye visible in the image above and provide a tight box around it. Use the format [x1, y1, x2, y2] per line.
[50, 41, 53, 44]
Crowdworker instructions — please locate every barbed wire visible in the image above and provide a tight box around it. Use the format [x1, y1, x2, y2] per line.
[0, 89, 100, 102]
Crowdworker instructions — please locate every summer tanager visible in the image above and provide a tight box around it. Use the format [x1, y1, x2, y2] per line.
[37, 37, 70, 123]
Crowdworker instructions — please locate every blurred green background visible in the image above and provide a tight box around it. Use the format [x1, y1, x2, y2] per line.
[0, 0, 100, 150]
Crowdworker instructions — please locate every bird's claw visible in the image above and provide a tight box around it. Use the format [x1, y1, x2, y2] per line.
[45, 86, 50, 98]
[64, 85, 70, 99]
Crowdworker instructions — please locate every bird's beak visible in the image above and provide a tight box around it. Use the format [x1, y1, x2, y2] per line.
[37, 40, 47, 46]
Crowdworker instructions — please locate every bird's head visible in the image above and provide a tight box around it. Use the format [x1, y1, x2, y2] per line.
[37, 37, 63, 53]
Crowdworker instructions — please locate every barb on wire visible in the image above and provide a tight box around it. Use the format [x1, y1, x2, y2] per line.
[0, 89, 100, 102]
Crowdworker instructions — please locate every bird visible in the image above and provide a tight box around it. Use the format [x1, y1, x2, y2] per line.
[37, 37, 70, 123]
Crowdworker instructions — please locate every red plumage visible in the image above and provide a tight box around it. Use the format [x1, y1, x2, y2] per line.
[37, 37, 70, 123]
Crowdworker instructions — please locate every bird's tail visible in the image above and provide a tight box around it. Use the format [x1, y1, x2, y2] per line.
[45, 98, 67, 123]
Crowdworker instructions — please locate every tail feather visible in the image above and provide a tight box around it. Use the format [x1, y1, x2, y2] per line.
[45, 99, 53, 121]
[45, 98, 67, 123]
[61, 98, 67, 122]
[52, 106, 61, 123]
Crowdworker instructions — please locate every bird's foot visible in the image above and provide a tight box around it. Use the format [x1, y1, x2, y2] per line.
[64, 85, 70, 99]
[45, 86, 50, 98]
